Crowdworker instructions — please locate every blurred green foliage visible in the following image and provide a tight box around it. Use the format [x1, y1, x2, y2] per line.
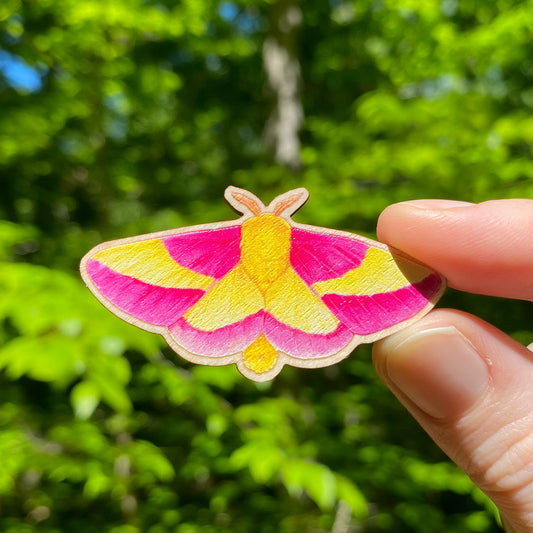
[1, 0, 532, 531]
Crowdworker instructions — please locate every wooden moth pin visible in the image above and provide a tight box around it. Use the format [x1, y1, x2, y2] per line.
[80, 187, 445, 381]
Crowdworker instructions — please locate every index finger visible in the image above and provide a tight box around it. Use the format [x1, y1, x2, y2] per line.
[377, 199, 533, 301]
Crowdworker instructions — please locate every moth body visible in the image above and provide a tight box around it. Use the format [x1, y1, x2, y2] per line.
[240, 214, 291, 294]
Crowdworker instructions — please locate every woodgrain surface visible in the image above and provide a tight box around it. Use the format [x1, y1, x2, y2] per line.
[80, 187, 446, 381]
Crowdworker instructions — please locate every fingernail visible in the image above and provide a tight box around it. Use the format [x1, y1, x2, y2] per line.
[383, 326, 490, 419]
[400, 199, 475, 210]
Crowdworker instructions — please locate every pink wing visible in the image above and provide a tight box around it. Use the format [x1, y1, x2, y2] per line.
[290, 228, 368, 284]
[84, 226, 241, 327]
[164, 227, 241, 278]
[320, 276, 442, 335]
[290, 227, 443, 337]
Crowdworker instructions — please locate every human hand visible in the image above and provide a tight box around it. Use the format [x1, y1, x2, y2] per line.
[373, 199, 533, 533]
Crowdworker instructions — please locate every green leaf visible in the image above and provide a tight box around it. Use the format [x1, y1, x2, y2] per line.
[230, 441, 284, 484]
[335, 474, 368, 520]
[281, 459, 337, 510]
[83, 462, 113, 499]
[71, 381, 101, 420]
[0, 334, 83, 384]
[128, 441, 175, 482]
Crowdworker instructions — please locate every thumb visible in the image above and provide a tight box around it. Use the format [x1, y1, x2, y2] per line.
[373, 309, 533, 533]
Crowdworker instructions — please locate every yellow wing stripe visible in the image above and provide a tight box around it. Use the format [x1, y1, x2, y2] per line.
[93, 239, 214, 290]
[265, 267, 339, 334]
[184, 264, 264, 330]
[313, 247, 431, 296]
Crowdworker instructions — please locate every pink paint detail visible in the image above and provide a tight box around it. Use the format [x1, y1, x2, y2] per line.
[87, 260, 205, 326]
[322, 274, 442, 335]
[169, 310, 354, 359]
[263, 315, 353, 358]
[169, 313, 263, 357]
[290, 228, 369, 284]
[163, 226, 241, 279]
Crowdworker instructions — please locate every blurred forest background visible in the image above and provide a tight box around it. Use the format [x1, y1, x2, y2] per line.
[1, 0, 533, 532]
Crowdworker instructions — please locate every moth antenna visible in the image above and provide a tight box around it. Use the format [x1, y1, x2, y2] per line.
[272, 188, 309, 216]
[232, 192, 262, 216]
[225, 186, 264, 216]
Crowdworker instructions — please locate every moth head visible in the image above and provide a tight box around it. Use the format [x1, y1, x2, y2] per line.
[225, 186, 309, 218]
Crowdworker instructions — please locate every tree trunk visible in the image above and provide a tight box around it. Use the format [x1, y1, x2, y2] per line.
[263, 0, 303, 170]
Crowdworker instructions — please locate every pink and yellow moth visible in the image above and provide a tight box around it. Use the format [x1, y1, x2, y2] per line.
[80, 187, 445, 382]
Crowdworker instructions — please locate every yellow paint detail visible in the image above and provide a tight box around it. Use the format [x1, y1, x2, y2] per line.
[243, 334, 278, 374]
[313, 247, 431, 296]
[184, 264, 263, 330]
[93, 240, 213, 289]
[240, 214, 292, 293]
[265, 268, 339, 334]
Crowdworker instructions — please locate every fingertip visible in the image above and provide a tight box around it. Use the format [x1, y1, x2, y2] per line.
[377, 199, 533, 299]
[373, 315, 490, 420]
[376, 200, 473, 241]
